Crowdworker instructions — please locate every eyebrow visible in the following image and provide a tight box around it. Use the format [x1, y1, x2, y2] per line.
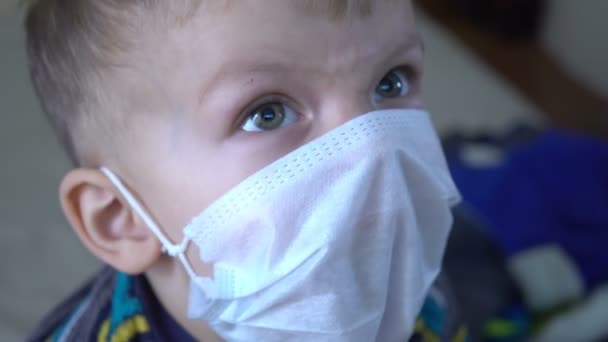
[227, 33, 423, 74]
[197, 32, 424, 105]
[410, 32, 425, 53]
[196, 61, 294, 107]
[384, 32, 424, 64]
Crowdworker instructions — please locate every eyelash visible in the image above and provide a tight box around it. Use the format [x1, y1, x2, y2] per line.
[234, 64, 419, 130]
[386, 65, 417, 87]
[236, 94, 297, 126]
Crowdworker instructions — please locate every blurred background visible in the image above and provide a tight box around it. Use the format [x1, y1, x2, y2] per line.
[1, 0, 606, 341]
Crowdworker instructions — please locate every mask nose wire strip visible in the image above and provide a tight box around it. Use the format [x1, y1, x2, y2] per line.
[99, 167, 190, 257]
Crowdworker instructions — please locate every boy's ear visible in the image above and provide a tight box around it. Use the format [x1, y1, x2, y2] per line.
[60, 168, 162, 275]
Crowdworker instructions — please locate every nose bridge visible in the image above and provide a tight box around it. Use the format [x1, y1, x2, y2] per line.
[318, 90, 375, 134]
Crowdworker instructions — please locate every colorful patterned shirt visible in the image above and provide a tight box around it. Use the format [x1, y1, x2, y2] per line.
[27, 267, 467, 341]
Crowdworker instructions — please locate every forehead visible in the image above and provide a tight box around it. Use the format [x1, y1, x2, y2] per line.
[130, 0, 420, 110]
[165, 1, 419, 69]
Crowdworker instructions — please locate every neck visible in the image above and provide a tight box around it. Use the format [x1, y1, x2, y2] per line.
[145, 256, 223, 342]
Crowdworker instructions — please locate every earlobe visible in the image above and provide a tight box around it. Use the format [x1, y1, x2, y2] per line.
[60, 168, 162, 275]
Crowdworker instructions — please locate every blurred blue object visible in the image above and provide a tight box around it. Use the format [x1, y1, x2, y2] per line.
[446, 128, 608, 291]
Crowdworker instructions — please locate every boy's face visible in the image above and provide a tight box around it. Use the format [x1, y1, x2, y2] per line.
[118, 0, 423, 275]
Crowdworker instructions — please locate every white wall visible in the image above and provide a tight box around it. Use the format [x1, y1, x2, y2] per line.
[542, 0, 608, 98]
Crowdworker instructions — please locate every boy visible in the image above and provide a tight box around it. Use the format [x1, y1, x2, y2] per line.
[25, 0, 465, 341]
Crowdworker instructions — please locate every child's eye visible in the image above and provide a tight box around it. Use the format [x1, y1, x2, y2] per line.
[374, 68, 411, 100]
[240, 102, 298, 132]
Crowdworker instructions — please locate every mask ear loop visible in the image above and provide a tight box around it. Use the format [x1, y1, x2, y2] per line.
[100, 167, 187, 254]
[99, 167, 213, 296]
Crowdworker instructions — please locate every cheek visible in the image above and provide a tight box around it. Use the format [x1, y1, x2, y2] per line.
[139, 133, 298, 241]
[126, 116, 305, 278]
[142, 136, 297, 277]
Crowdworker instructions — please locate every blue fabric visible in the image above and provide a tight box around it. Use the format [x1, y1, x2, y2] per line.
[448, 129, 608, 290]
[109, 273, 143, 334]
[132, 273, 197, 342]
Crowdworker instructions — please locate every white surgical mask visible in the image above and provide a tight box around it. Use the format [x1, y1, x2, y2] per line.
[102, 109, 461, 342]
